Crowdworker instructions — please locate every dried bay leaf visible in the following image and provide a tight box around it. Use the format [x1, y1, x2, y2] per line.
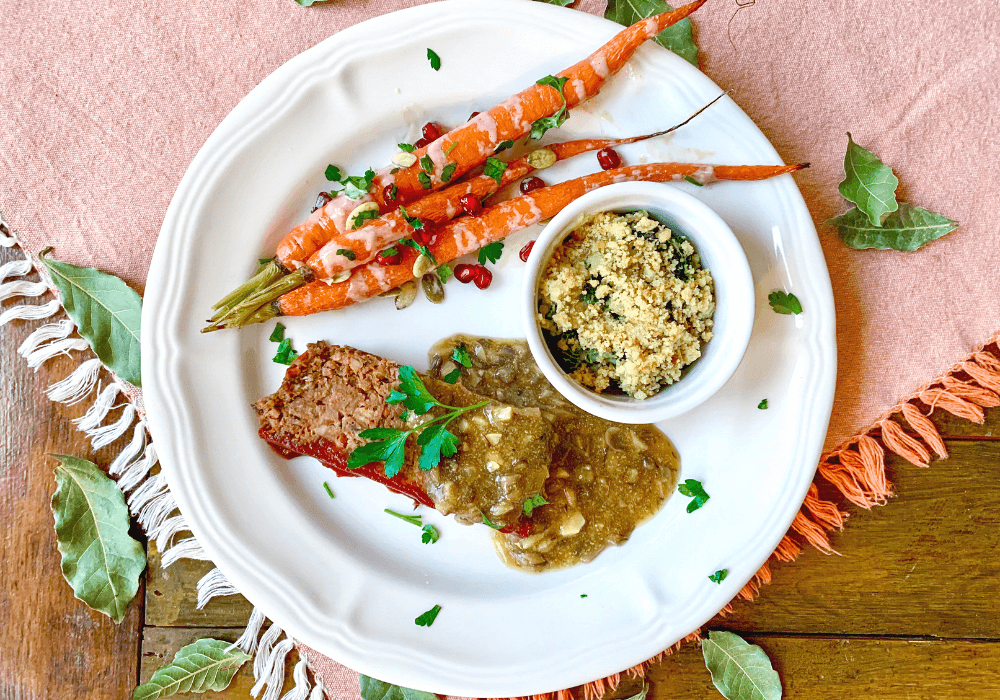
[39, 248, 142, 386]
[838, 133, 899, 227]
[133, 638, 251, 699]
[702, 631, 782, 700]
[828, 203, 959, 252]
[50, 455, 145, 623]
[605, 0, 699, 65]
[359, 675, 439, 700]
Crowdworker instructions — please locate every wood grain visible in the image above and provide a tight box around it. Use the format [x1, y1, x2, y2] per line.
[0, 247, 142, 700]
[139, 627, 296, 698]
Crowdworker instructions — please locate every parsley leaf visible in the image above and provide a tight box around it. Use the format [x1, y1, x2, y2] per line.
[415, 605, 441, 627]
[440, 162, 457, 183]
[419, 154, 434, 174]
[523, 494, 549, 516]
[337, 248, 357, 261]
[477, 241, 504, 265]
[529, 75, 570, 140]
[683, 175, 704, 187]
[421, 524, 440, 544]
[396, 365, 439, 415]
[768, 291, 803, 315]
[384, 508, 423, 526]
[350, 208, 379, 230]
[416, 423, 460, 471]
[323, 482, 334, 499]
[494, 140, 515, 153]
[445, 142, 459, 156]
[417, 171, 432, 189]
[758, 399, 768, 410]
[349, 429, 409, 477]
[450, 344, 472, 368]
[399, 238, 437, 265]
[426, 48, 441, 71]
[708, 569, 729, 584]
[443, 368, 462, 384]
[325, 164, 344, 182]
[268, 323, 285, 343]
[437, 264, 453, 284]
[480, 511, 502, 530]
[398, 142, 416, 153]
[272, 337, 298, 365]
[678, 478, 710, 513]
[484, 157, 508, 186]
[343, 169, 376, 200]
[397, 205, 424, 230]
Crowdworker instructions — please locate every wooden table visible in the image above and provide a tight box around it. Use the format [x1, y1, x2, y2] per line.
[3, 243, 999, 699]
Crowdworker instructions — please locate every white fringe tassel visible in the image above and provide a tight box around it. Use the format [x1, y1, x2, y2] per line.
[23, 336, 90, 370]
[161, 537, 210, 567]
[0, 298, 61, 326]
[308, 679, 326, 700]
[253, 638, 295, 700]
[46, 357, 103, 404]
[0, 257, 32, 283]
[87, 403, 136, 448]
[0, 279, 48, 302]
[280, 657, 312, 700]
[253, 624, 285, 683]
[237, 608, 268, 655]
[0, 215, 16, 246]
[196, 567, 241, 609]
[154, 514, 189, 552]
[17, 319, 74, 356]
[72, 383, 121, 432]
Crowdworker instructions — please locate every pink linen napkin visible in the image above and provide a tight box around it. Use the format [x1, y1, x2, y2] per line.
[3, 0, 1000, 696]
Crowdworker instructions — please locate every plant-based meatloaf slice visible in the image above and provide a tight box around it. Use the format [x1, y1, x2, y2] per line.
[253, 342, 555, 530]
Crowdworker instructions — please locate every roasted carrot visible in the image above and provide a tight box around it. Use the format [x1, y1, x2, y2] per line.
[233, 162, 806, 324]
[370, 0, 708, 210]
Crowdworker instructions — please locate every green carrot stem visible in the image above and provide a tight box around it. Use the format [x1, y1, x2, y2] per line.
[210, 259, 283, 317]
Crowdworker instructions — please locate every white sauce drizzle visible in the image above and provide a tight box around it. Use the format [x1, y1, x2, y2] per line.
[589, 53, 610, 80]
[691, 166, 718, 185]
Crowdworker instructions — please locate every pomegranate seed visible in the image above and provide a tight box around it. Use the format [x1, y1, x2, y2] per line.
[414, 137, 431, 149]
[597, 147, 622, 170]
[519, 240, 535, 262]
[422, 122, 442, 142]
[519, 177, 545, 194]
[412, 225, 437, 247]
[454, 264, 477, 284]
[468, 111, 481, 121]
[459, 193, 482, 216]
[382, 184, 396, 202]
[311, 191, 332, 213]
[375, 249, 401, 266]
[473, 266, 493, 290]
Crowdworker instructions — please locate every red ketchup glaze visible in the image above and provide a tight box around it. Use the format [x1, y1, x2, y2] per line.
[259, 425, 529, 536]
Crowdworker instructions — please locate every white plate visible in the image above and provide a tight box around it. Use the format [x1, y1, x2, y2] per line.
[143, 2, 836, 696]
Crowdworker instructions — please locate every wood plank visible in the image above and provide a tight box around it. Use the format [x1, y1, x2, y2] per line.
[139, 627, 296, 698]
[0, 246, 142, 699]
[640, 635, 1000, 699]
[721, 440, 1000, 638]
[145, 540, 253, 628]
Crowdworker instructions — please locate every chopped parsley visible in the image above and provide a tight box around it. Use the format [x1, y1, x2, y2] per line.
[437, 264, 453, 284]
[417, 171, 432, 189]
[683, 175, 705, 187]
[678, 478, 710, 513]
[419, 154, 434, 174]
[580, 594, 588, 598]
[484, 156, 508, 186]
[494, 140, 515, 153]
[350, 208, 379, 230]
[523, 494, 549, 516]
[445, 142, 459, 156]
[272, 337, 298, 365]
[443, 368, 462, 384]
[758, 399, 768, 410]
[348, 366, 488, 477]
[480, 510, 502, 530]
[337, 248, 357, 261]
[441, 162, 457, 183]
[385, 508, 423, 526]
[323, 482, 334, 499]
[426, 48, 441, 71]
[529, 75, 571, 140]
[397, 205, 424, 230]
[398, 142, 416, 153]
[768, 290, 803, 315]
[708, 569, 729, 584]
[477, 241, 504, 265]
[399, 237, 436, 265]
[421, 524, 440, 544]
[415, 604, 441, 627]
[450, 343, 472, 368]
[324, 165, 377, 200]
[268, 322, 285, 343]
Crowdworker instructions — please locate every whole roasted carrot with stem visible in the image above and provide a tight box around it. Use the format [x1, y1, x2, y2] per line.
[272, 0, 708, 269]
[206, 161, 807, 329]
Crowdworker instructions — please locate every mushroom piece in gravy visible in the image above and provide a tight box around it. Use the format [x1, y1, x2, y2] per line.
[428, 334, 680, 573]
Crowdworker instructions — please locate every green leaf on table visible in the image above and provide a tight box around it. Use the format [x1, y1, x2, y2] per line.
[838, 133, 899, 227]
[359, 674, 439, 700]
[828, 203, 959, 252]
[767, 291, 802, 315]
[702, 630, 782, 700]
[50, 455, 145, 624]
[678, 478, 710, 513]
[38, 249, 142, 386]
[133, 638, 251, 699]
[605, 0, 699, 65]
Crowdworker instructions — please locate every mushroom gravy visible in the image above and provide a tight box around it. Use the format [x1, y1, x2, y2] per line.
[428, 335, 680, 572]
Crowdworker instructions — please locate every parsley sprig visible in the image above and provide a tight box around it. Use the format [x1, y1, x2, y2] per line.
[384, 508, 440, 544]
[478, 241, 504, 265]
[678, 478, 710, 513]
[325, 165, 377, 200]
[347, 366, 489, 477]
[529, 75, 571, 140]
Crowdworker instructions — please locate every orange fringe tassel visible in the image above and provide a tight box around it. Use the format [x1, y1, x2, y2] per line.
[507, 345, 1000, 700]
